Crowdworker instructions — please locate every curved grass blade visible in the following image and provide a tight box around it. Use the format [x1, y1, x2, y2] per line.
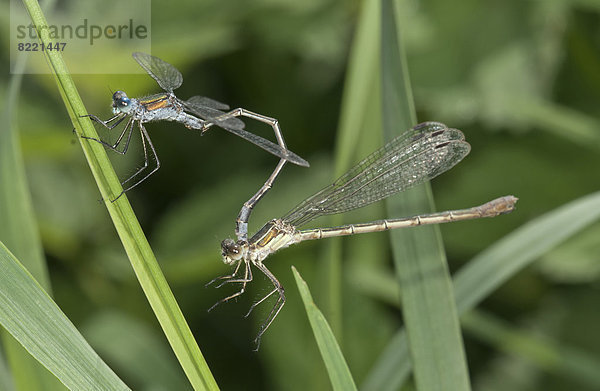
[462, 310, 600, 389]
[0, 352, 12, 390]
[380, 0, 470, 390]
[0, 241, 129, 390]
[20, 1, 218, 389]
[83, 311, 192, 391]
[317, 0, 382, 342]
[361, 191, 600, 390]
[292, 267, 357, 391]
[1, 1, 66, 388]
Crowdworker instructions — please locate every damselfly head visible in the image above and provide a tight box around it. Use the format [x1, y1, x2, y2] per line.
[221, 238, 245, 264]
[112, 91, 132, 114]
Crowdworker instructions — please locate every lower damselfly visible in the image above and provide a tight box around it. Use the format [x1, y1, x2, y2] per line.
[208, 122, 518, 348]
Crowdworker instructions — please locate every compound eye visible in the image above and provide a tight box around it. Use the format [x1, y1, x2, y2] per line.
[221, 239, 243, 261]
[112, 91, 130, 108]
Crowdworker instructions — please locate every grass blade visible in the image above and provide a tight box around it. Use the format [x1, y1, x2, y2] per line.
[0, 241, 129, 390]
[316, 0, 382, 339]
[361, 191, 600, 390]
[380, 0, 470, 390]
[454, 191, 600, 313]
[292, 267, 357, 391]
[0, 350, 13, 390]
[20, 1, 217, 389]
[83, 311, 192, 390]
[462, 310, 600, 389]
[1, 2, 66, 388]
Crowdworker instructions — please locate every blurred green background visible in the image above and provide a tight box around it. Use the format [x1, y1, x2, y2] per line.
[2, 0, 600, 389]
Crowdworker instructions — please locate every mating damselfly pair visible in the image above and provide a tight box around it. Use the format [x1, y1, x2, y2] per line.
[83, 53, 517, 349]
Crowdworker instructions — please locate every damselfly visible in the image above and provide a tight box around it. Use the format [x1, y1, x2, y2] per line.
[208, 122, 518, 348]
[82, 53, 308, 237]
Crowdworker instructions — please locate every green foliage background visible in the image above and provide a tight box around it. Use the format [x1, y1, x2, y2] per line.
[2, 0, 600, 390]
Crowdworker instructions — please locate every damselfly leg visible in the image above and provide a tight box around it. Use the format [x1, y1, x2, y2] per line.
[117, 121, 160, 196]
[82, 114, 160, 201]
[207, 260, 253, 313]
[251, 261, 285, 350]
[81, 113, 133, 154]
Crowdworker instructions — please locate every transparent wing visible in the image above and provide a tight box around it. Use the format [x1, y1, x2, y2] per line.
[220, 125, 309, 167]
[183, 96, 246, 130]
[184, 97, 308, 167]
[132, 52, 183, 92]
[187, 95, 230, 110]
[282, 122, 471, 226]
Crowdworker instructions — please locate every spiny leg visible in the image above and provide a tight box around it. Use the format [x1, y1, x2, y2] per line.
[202, 109, 291, 241]
[208, 260, 253, 312]
[251, 261, 285, 350]
[83, 113, 125, 129]
[113, 122, 160, 200]
[94, 118, 135, 155]
[205, 259, 244, 287]
[244, 288, 277, 318]
[214, 263, 253, 288]
[80, 114, 133, 154]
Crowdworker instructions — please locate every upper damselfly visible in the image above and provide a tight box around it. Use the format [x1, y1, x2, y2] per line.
[82, 52, 308, 237]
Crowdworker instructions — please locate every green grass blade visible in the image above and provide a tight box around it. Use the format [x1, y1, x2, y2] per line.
[0, 350, 13, 390]
[0, 241, 129, 390]
[316, 0, 382, 339]
[20, 1, 217, 389]
[360, 329, 410, 391]
[1, 3, 65, 388]
[462, 310, 600, 389]
[83, 311, 192, 391]
[292, 267, 357, 391]
[453, 191, 600, 313]
[361, 191, 600, 390]
[0, 61, 49, 289]
[333, 0, 382, 174]
[380, 0, 470, 390]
